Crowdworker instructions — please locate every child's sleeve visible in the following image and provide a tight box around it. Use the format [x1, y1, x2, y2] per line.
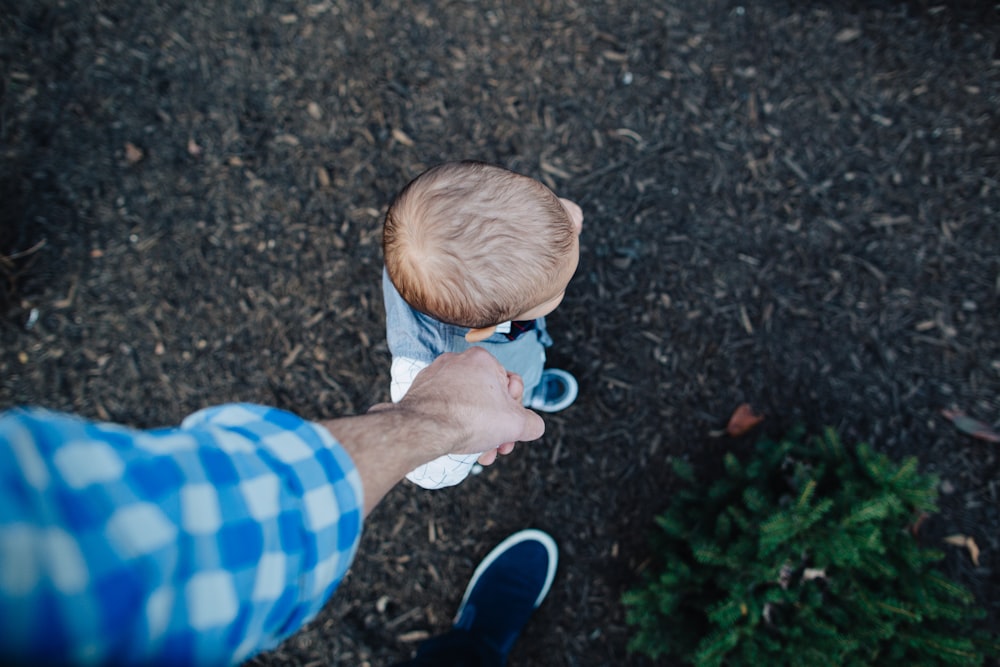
[389, 357, 428, 403]
[390, 357, 479, 489]
[406, 452, 480, 489]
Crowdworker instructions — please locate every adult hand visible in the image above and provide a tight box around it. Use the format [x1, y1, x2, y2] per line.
[324, 348, 545, 514]
[399, 348, 544, 460]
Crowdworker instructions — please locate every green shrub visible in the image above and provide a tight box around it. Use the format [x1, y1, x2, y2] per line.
[623, 427, 999, 666]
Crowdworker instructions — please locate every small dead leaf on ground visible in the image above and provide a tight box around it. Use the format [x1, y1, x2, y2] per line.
[727, 403, 764, 437]
[941, 409, 1000, 443]
[392, 128, 415, 146]
[910, 511, 930, 536]
[124, 142, 144, 164]
[835, 28, 861, 43]
[315, 165, 331, 188]
[944, 534, 981, 566]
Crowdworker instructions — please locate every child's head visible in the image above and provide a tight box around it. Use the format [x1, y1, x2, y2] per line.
[383, 161, 583, 339]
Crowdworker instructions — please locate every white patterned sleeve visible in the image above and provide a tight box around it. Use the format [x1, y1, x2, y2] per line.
[389, 357, 428, 403]
[390, 357, 478, 489]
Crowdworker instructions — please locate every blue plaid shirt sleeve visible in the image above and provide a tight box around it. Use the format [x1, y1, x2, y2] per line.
[0, 403, 364, 666]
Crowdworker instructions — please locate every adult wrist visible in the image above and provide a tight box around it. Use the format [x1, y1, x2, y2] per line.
[384, 397, 469, 465]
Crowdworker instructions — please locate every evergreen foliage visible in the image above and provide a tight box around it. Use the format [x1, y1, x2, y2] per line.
[623, 427, 999, 666]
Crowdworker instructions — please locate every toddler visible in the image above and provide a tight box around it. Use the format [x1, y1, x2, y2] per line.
[382, 160, 583, 488]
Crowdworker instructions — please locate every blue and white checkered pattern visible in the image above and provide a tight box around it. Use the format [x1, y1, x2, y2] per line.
[0, 404, 364, 666]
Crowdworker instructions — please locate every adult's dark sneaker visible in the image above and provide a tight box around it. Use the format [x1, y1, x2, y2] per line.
[452, 529, 559, 661]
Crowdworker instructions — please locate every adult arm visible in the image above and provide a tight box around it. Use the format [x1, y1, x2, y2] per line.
[331, 348, 541, 508]
[0, 348, 543, 665]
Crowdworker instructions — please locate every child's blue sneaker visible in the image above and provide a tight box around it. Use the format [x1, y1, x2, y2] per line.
[528, 369, 578, 412]
[453, 529, 559, 659]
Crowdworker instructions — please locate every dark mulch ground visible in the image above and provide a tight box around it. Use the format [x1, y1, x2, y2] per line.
[2, 0, 998, 665]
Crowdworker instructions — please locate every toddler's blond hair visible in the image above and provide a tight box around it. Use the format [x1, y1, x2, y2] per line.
[384, 161, 576, 328]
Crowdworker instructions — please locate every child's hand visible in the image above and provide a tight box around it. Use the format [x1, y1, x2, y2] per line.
[477, 441, 517, 466]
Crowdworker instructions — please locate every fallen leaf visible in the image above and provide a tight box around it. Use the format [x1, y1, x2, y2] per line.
[968, 537, 981, 566]
[540, 159, 572, 179]
[941, 409, 1000, 443]
[909, 511, 930, 536]
[124, 142, 144, 164]
[835, 28, 861, 43]
[727, 403, 764, 437]
[944, 534, 981, 566]
[316, 165, 331, 188]
[614, 127, 643, 143]
[392, 128, 415, 146]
